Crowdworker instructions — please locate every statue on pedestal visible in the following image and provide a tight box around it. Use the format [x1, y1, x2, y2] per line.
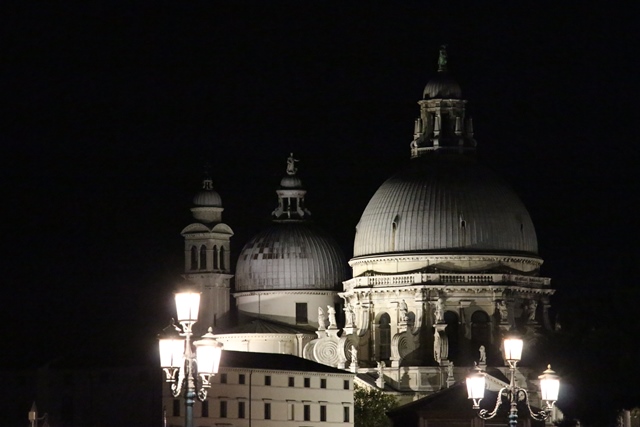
[327, 305, 337, 329]
[318, 306, 326, 330]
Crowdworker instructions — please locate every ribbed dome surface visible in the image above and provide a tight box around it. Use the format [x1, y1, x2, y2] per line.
[193, 189, 222, 207]
[353, 154, 538, 257]
[423, 73, 462, 99]
[280, 175, 303, 189]
[236, 222, 347, 292]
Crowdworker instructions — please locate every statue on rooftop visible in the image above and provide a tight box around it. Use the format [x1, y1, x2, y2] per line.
[286, 153, 299, 175]
[398, 299, 408, 322]
[497, 300, 509, 322]
[344, 302, 356, 328]
[479, 345, 486, 364]
[438, 44, 448, 72]
[327, 305, 337, 329]
[318, 306, 327, 330]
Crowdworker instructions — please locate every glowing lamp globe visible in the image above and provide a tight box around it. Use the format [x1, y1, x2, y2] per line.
[158, 320, 185, 369]
[466, 365, 486, 402]
[175, 290, 201, 325]
[539, 365, 560, 404]
[194, 328, 223, 376]
[503, 336, 523, 364]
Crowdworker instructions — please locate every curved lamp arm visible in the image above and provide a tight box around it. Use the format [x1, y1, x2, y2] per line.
[477, 387, 508, 420]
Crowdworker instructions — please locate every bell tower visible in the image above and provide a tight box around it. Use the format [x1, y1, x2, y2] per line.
[181, 173, 234, 333]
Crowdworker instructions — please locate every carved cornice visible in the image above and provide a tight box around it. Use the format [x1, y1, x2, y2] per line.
[233, 290, 339, 297]
[344, 273, 551, 291]
[349, 253, 543, 267]
[344, 284, 554, 297]
[214, 333, 314, 340]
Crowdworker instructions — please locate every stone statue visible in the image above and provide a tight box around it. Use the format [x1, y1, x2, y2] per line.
[497, 300, 509, 322]
[434, 332, 441, 364]
[398, 299, 408, 322]
[479, 345, 486, 364]
[286, 153, 299, 175]
[438, 44, 448, 72]
[344, 303, 355, 328]
[528, 299, 538, 322]
[434, 297, 445, 323]
[447, 360, 454, 378]
[376, 361, 386, 388]
[317, 306, 326, 330]
[349, 345, 358, 361]
[327, 305, 337, 329]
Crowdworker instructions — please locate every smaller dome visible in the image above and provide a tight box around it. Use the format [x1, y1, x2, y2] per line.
[423, 74, 462, 99]
[193, 190, 222, 207]
[280, 175, 303, 189]
[193, 177, 222, 207]
[235, 223, 347, 292]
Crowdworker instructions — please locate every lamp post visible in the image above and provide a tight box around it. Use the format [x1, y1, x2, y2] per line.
[466, 335, 560, 427]
[159, 289, 223, 427]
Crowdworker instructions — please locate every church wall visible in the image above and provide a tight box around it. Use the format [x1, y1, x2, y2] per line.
[214, 334, 302, 355]
[234, 291, 339, 328]
[163, 366, 354, 427]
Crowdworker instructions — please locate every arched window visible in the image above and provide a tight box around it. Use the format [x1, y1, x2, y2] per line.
[471, 310, 492, 346]
[190, 246, 198, 270]
[213, 245, 219, 270]
[376, 313, 391, 363]
[444, 310, 460, 361]
[199, 245, 207, 270]
[220, 246, 226, 270]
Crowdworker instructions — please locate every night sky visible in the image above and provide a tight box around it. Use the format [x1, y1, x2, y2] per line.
[3, 2, 638, 421]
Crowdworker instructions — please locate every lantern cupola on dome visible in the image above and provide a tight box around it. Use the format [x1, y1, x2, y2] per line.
[191, 173, 224, 224]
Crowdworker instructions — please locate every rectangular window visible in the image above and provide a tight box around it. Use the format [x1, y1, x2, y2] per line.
[343, 379, 350, 390]
[296, 302, 308, 324]
[202, 401, 209, 417]
[320, 378, 326, 389]
[239, 374, 246, 384]
[220, 401, 227, 418]
[288, 403, 295, 420]
[220, 373, 227, 384]
[264, 402, 271, 420]
[238, 401, 246, 419]
[343, 406, 350, 422]
[289, 376, 295, 387]
[173, 399, 180, 417]
[265, 375, 271, 386]
[304, 377, 310, 388]
[320, 405, 327, 422]
[304, 404, 311, 421]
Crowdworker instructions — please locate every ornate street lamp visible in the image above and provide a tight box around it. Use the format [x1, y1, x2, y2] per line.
[159, 289, 223, 427]
[466, 335, 559, 427]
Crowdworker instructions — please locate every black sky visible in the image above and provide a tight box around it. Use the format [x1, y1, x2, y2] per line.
[2, 1, 638, 391]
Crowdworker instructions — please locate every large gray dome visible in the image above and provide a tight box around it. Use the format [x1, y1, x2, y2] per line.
[235, 222, 347, 292]
[353, 154, 538, 258]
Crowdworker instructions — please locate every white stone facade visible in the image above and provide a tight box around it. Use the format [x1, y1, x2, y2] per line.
[163, 364, 354, 427]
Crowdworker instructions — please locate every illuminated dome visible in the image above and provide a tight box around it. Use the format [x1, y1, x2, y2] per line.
[353, 153, 537, 258]
[235, 223, 347, 292]
[354, 46, 538, 259]
[235, 153, 347, 292]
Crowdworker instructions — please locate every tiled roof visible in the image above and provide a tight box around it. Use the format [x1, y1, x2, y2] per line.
[220, 350, 351, 375]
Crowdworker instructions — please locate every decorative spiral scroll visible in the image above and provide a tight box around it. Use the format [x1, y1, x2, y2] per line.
[313, 340, 340, 366]
[303, 340, 317, 362]
[397, 334, 412, 358]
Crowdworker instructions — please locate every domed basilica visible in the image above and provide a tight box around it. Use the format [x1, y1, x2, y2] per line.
[180, 47, 555, 402]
